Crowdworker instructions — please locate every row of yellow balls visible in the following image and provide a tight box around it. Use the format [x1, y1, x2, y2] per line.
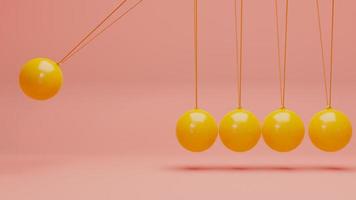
[176, 108, 352, 152]
[17, 58, 352, 153]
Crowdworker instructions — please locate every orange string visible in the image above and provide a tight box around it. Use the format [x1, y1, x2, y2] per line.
[282, 0, 289, 108]
[234, 0, 244, 109]
[57, 0, 135, 65]
[234, 0, 239, 108]
[194, 0, 199, 109]
[329, 0, 335, 108]
[274, 0, 283, 107]
[274, 0, 289, 109]
[60, 0, 144, 64]
[316, 0, 329, 106]
[316, 0, 335, 108]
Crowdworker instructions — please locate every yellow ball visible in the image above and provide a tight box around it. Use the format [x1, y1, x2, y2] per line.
[262, 108, 305, 152]
[19, 58, 63, 100]
[176, 109, 218, 152]
[219, 109, 261, 152]
[309, 108, 352, 152]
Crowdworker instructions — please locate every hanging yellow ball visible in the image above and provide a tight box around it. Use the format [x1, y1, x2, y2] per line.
[176, 109, 218, 152]
[219, 109, 261, 152]
[19, 58, 63, 100]
[262, 108, 305, 152]
[309, 108, 352, 152]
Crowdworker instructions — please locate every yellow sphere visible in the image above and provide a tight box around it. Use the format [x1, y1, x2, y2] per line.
[309, 108, 352, 152]
[219, 109, 261, 152]
[19, 58, 63, 100]
[262, 108, 305, 152]
[176, 109, 218, 152]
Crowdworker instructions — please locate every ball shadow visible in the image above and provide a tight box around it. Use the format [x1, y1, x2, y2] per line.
[166, 165, 356, 173]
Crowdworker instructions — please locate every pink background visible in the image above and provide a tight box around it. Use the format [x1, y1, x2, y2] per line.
[1, 0, 356, 199]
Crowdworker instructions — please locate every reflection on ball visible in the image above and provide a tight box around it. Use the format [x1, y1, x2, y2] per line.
[219, 109, 261, 152]
[309, 108, 352, 152]
[19, 58, 63, 100]
[262, 108, 305, 152]
[176, 109, 218, 152]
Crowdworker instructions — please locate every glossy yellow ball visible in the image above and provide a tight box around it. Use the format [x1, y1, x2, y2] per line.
[176, 109, 218, 152]
[219, 109, 261, 152]
[309, 108, 352, 152]
[19, 58, 63, 100]
[262, 108, 305, 152]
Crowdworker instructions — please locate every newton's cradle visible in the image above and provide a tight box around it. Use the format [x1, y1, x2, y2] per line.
[19, 0, 352, 153]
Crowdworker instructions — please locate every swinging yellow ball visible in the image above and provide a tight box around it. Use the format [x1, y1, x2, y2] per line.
[262, 108, 305, 152]
[176, 109, 218, 152]
[219, 109, 261, 152]
[19, 58, 63, 100]
[309, 108, 352, 152]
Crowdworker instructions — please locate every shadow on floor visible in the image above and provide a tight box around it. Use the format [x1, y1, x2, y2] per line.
[166, 165, 356, 173]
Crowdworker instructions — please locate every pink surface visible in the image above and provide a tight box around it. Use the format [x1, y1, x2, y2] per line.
[1, 155, 356, 199]
[1, 0, 356, 199]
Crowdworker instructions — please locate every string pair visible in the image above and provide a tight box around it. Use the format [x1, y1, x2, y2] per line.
[19, 0, 144, 101]
[274, 0, 289, 109]
[58, 0, 144, 65]
[316, 0, 335, 109]
[309, 0, 352, 153]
